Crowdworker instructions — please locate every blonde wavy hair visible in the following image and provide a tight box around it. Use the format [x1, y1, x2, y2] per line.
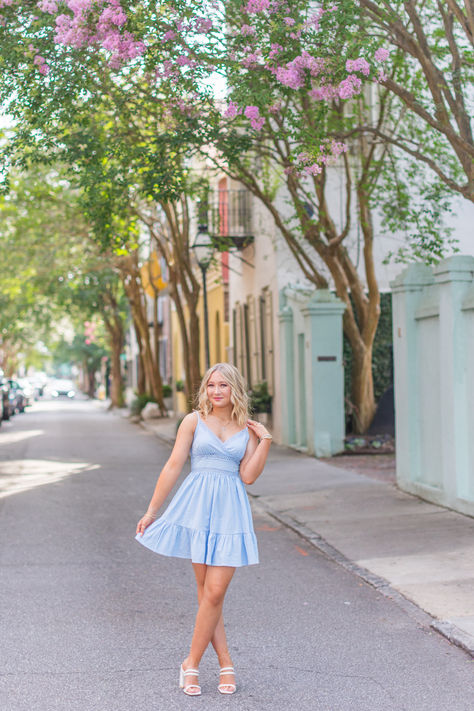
[196, 363, 249, 427]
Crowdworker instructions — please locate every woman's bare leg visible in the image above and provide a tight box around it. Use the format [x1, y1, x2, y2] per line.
[182, 564, 236, 690]
[192, 563, 230, 661]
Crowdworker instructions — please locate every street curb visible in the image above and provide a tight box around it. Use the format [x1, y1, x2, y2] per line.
[139, 419, 176, 446]
[250, 496, 474, 658]
[127, 417, 474, 659]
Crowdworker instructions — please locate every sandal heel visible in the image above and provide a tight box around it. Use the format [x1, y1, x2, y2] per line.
[218, 665, 236, 695]
[179, 664, 201, 696]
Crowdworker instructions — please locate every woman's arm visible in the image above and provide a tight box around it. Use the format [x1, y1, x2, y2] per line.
[239, 419, 272, 485]
[136, 412, 196, 535]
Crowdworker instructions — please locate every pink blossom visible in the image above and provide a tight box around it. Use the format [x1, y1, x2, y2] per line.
[284, 17, 295, 26]
[241, 52, 260, 68]
[176, 54, 192, 67]
[162, 30, 176, 42]
[244, 105, 264, 130]
[374, 48, 389, 62]
[276, 65, 304, 90]
[309, 84, 337, 101]
[224, 100, 239, 119]
[251, 116, 265, 130]
[37, 0, 58, 13]
[297, 151, 311, 163]
[241, 24, 256, 36]
[268, 43, 283, 60]
[338, 74, 362, 99]
[246, 0, 270, 13]
[53, 1, 146, 67]
[330, 140, 348, 158]
[244, 105, 260, 120]
[304, 164, 322, 176]
[194, 17, 213, 33]
[345, 57, 370, 76]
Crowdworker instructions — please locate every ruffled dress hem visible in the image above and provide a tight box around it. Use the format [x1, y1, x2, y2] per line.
[135, 520, 259, 567]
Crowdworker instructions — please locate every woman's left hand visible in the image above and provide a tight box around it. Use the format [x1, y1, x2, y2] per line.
[136, 512, 157, 536]
[247, 419, 272, 441]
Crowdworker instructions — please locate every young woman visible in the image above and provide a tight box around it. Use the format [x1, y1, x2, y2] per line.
[135, 363, 272, 696]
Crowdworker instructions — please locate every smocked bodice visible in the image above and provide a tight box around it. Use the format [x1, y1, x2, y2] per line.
[190, 413, 249, 475]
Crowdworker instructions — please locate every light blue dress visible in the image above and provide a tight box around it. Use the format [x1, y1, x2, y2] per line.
[135, 411, 259, 567]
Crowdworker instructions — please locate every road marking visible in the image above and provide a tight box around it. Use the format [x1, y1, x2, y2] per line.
[295, 545, 309, 556]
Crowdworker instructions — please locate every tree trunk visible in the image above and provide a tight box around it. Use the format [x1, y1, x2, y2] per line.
[109, 326, 124, 408]
[168, 272, 201, 412]
[350, 343, 376, 434]
[87, 368, 96, 398]
[102, 300, 125, 409]
[118, 253, 165, 412]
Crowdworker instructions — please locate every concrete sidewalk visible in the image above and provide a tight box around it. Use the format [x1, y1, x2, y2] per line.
[136, 413, 474, 656]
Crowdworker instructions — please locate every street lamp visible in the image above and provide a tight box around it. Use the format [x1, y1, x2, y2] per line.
[192, 224, 214, 370]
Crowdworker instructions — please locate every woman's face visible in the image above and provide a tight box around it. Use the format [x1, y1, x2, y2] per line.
[207, 371, 232, 410]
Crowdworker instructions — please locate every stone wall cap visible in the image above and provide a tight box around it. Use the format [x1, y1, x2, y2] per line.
[390, 263, 434, 292]
[301, 289, 346, 315]
[434, 255, 474, 282]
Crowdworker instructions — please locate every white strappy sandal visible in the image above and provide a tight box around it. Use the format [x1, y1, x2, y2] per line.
[218, 666, 236, 695]
[179, 664, 201, 696]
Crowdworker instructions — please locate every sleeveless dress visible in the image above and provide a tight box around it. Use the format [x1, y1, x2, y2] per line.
[135, 412, 259, 567]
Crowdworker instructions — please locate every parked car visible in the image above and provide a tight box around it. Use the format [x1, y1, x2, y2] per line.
[27, 372, 48, 399]
[47, 378, 77, 399]
[17, 378, 34, 406]
[8, 379, 28, 414]
[0, 370, 11, 422]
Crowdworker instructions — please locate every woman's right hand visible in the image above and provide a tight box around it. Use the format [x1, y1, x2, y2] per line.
[136, 512, 157, 536]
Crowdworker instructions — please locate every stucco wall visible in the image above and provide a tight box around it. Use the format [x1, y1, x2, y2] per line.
[392, 256, 474, 517]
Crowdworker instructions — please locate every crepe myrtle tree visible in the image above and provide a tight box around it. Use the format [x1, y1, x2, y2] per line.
[162, 0, 454, 431]
[0, 0, 398, 431]
[193, 0, 460, 431]
[147, 0, 450, 431]
[0, 2, 376, 162]
[358, 0, 474, 203]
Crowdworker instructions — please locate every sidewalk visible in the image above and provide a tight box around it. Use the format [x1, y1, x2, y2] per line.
[138, 414, 474, 656]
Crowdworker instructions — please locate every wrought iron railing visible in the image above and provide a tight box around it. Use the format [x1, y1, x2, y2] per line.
[199, 189, 254, 251]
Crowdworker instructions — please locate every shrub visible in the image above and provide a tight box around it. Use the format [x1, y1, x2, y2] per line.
[130, 393, 156, 416]
[343, 292, 393, 431]
[162, 383, 172, 398]
[249, 381, 272, 414]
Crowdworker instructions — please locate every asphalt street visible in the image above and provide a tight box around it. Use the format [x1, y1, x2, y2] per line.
[0, 400, 473, 711]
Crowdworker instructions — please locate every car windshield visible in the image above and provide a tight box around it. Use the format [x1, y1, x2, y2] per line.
[51, 380, 75, 390]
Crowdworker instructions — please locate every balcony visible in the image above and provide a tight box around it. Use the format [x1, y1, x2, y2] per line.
[201, 189, 254, 251]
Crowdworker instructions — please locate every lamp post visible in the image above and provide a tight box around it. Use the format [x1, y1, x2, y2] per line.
[192, 224, 214, 371]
